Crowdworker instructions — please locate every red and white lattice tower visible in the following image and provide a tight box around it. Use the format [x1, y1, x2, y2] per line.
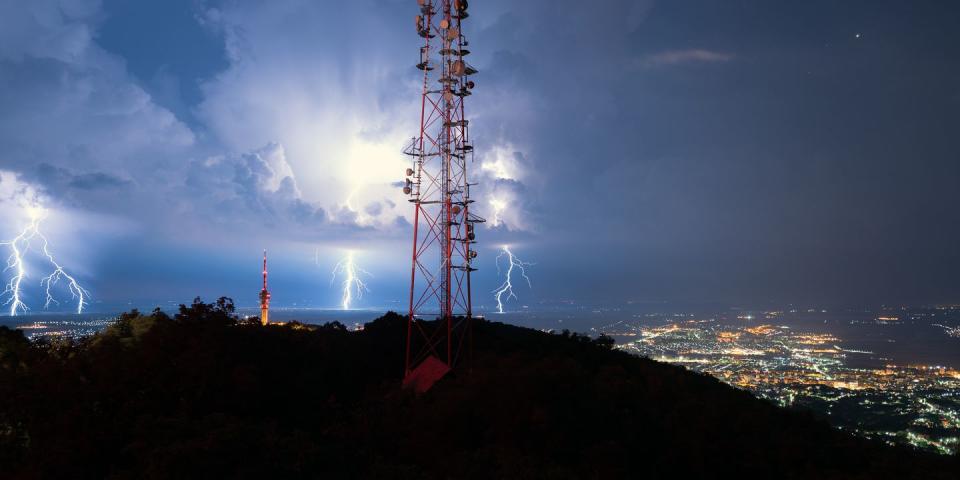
[402, 0, 483, 388]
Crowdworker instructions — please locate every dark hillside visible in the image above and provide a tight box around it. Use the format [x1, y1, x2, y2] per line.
[0, 298, 955, 479]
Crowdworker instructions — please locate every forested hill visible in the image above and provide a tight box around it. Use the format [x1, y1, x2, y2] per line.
[0, 298, 956, 479]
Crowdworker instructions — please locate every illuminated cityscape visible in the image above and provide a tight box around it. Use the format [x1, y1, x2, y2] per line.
[605, 306, 960, 454]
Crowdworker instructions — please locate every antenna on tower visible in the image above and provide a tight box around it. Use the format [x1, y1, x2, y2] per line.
[259, 250, 270, 326]
[402, 0, 485, 392]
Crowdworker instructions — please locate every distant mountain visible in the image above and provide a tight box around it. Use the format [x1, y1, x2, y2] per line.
[0, 298, 956, 479]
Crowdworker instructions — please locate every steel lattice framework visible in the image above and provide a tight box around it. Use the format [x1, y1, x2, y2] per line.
[403, 0, 483, 381]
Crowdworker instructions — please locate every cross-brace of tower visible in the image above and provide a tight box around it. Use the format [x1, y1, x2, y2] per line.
[402, 0, 484, 389]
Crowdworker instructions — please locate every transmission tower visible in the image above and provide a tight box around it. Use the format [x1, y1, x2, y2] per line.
[259, 250, 270, 325]
[402, 0, 484, 390]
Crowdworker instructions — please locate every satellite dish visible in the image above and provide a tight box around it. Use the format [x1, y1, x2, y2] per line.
[446, 27, 459, 40]
[439, 19, 450, 29]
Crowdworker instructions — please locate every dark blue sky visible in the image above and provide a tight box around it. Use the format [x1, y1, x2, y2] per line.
[0, 0, 957, 313]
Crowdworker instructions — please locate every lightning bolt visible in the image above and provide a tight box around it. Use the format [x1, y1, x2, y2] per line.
[39, 235, 89, 314]
[492, 245, 533, 314]
[344, 187, 366, 225]
[489, 198, 506, 227]
[330, 250, 370, 310]
[1, 207, 89, 316]
[1, 212, 36, 316]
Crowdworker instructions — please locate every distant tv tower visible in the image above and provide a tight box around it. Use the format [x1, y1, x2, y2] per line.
[402, 0, 485, 390]
[259, 250, 270, 325]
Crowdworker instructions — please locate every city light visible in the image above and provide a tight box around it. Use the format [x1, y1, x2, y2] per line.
[610, 317, 960, 454]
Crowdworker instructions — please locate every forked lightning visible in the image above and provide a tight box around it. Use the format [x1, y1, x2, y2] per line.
[492, 245, 533, 314]
[331, 250, 370, 310]
[1, 208, 89, 315]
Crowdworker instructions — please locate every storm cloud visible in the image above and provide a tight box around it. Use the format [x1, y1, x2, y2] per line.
[0, 0, 957, 309]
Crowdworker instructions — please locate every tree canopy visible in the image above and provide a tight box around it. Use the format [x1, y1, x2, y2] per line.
[0, 299, 954, 479]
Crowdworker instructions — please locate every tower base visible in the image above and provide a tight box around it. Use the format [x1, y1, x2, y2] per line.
[402, 355, 451, 394]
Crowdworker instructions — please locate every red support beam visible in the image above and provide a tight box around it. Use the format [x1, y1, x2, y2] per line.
[403, 0, 485, 384]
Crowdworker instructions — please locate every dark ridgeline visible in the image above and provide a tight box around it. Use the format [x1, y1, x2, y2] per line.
[0, 298, 956, 479]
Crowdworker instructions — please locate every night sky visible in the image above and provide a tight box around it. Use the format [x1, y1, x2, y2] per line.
[0, 0, 957, 312]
